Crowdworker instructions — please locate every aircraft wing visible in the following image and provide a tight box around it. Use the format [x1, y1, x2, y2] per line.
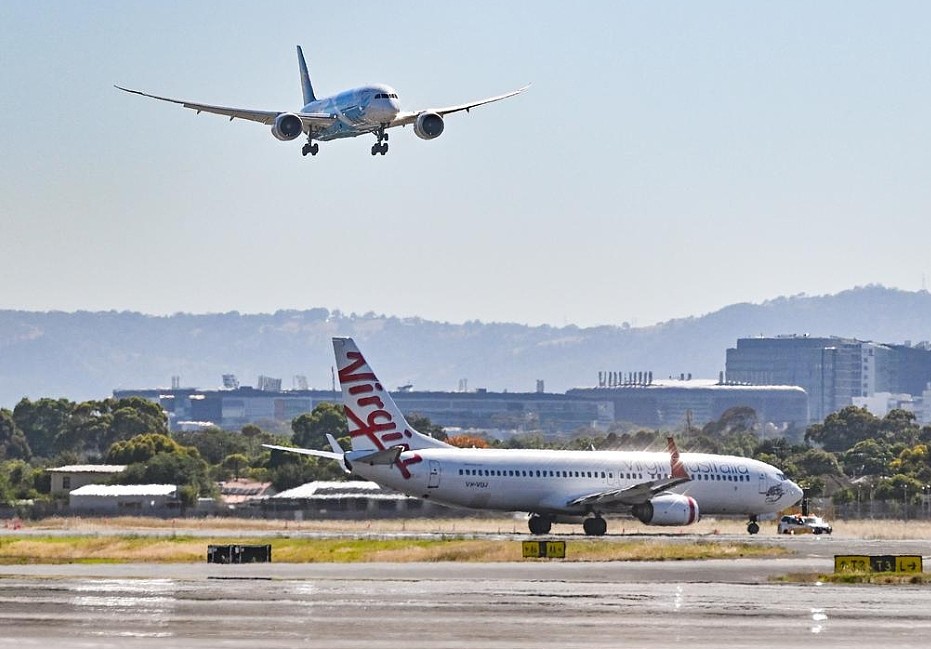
[114, 86, 337, 127]
[568, 436, 692, 509]
[389, 84, 530, 127]
[567, 475, 691, 509]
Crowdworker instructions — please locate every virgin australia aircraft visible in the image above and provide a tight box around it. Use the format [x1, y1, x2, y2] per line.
[116, 46, 528, 157]
[266, 338, 803, 536]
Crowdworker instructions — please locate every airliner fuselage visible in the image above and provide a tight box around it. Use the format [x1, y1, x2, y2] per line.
[349, 446, 800, 519]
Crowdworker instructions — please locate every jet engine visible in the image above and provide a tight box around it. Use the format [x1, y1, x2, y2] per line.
[631, 494, 700, 526]
[413, 111, 445, 140]
[271, 113, 304, 141]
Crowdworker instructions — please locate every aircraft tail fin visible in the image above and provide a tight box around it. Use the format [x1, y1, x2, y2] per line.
[296, 45, 316, 105]
[333, 337, 452, 453]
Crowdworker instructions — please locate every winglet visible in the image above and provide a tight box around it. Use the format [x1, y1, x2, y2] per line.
[667, 436, 689, 480]
[297, 45, 316, 105]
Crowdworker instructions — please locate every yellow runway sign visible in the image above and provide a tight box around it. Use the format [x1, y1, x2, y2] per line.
[834, 554, 923, 574]
[522, 541, 566, 559]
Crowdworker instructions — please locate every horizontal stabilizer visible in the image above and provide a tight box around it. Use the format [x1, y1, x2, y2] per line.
[352, 446, 404, 466]
[262, 443, 342, 461]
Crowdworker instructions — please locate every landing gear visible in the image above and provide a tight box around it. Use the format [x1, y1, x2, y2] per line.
[747, 515, 760, 535]
[302, 142, 319, 157]
[528, 514, 552, 535]
[582, 516, 607, 537]
[371, 126, 389, 155]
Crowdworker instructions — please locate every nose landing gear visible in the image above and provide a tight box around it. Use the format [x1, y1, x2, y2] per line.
[747, 515, 760, 535]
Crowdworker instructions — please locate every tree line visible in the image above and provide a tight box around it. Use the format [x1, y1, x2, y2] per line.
[2, 395, 930, 513]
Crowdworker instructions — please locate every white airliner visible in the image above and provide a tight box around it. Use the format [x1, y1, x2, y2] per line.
[116, 46, 528, 157]
[266, 338, 803, 536]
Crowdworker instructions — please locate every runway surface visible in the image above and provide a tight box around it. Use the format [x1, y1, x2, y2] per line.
[1, 536, 930, 648]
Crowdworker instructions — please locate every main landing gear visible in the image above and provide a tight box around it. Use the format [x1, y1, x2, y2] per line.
[528, 514, 607, 536]
[302, 141, 319, 157]
[747, 515, 760, 535]
[582, 516, 607, 537]
[371, 127, 389, 156]
[528, 514, 552, 535]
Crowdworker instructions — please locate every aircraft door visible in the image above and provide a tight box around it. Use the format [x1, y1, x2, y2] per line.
[758, 472, 768, 494]
[428, 460, 441, 489]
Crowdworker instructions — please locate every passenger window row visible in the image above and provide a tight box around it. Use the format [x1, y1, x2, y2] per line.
[457, 468, 647, 480]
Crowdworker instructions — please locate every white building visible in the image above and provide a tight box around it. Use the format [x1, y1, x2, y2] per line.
[47, 465, 127, 496]
[68, 484, 179, 514]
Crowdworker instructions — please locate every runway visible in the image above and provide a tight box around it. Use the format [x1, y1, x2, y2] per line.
[1, 535, 930, 648]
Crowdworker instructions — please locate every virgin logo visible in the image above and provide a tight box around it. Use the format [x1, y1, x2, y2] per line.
[339, 351, 420, 479]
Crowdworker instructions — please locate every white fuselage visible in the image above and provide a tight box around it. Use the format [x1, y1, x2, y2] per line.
[303, 84, 400, 140]
[348, 447, 803, 518]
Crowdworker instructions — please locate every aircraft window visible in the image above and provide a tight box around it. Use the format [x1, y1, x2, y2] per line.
[535, 470, 541, 477]
[522, 470, 527, 477]
[601, 472, 606, 479]
[562, 471, 568, 478]
[608, 473, 613, 479]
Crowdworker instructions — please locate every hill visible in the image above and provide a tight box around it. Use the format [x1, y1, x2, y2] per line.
[1, 286, 930, 408]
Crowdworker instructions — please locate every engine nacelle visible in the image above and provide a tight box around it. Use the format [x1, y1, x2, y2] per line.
[413, 111, 445, 140]
[272, 113, 304, 141]
[631, 494, 700, 526]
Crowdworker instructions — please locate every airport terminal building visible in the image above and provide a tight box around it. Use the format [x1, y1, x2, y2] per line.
[115, 378, 809, 435]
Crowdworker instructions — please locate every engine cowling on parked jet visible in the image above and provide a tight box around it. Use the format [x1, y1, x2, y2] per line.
[413, 111, 444, 140]
[272, 113, 303, 141]
[631, 494, 700, 526]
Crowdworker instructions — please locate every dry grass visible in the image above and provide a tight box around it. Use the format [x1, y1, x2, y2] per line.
[19, 515, 931, 539]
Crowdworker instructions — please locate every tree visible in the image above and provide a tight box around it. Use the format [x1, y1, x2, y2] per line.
[107, 433, 183, 464]
[0, 409, 31, 460]
[291, 402, 348, 449]
[221, 453, 249, 479]
[880, 409, 921, 446]
[702, 407, 759, 437]
[447, 434, 490, 449]
[13, 397, 74, 458]
[805, 406, 880, 452]
[842, 439, 893, 477]
[174, 428, 250, 465]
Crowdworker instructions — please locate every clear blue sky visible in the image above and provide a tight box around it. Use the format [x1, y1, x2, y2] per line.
[2, 1, 929, 327]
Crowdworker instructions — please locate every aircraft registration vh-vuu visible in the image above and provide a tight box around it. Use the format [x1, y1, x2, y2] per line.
[116, 46, 528, 157]
[266, 338, 804, 536]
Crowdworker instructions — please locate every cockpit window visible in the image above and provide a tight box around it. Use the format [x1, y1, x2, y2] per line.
[776, 472, 786, 481]
[374, 93, 398, 100]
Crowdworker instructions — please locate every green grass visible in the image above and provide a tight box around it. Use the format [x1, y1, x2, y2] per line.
[0, 534, 788, 565]
[772, 571, 931, 585]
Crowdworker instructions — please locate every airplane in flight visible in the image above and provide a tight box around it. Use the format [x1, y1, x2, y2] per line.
[266, 338, 804, 536]
[116, 46, 528, 157]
